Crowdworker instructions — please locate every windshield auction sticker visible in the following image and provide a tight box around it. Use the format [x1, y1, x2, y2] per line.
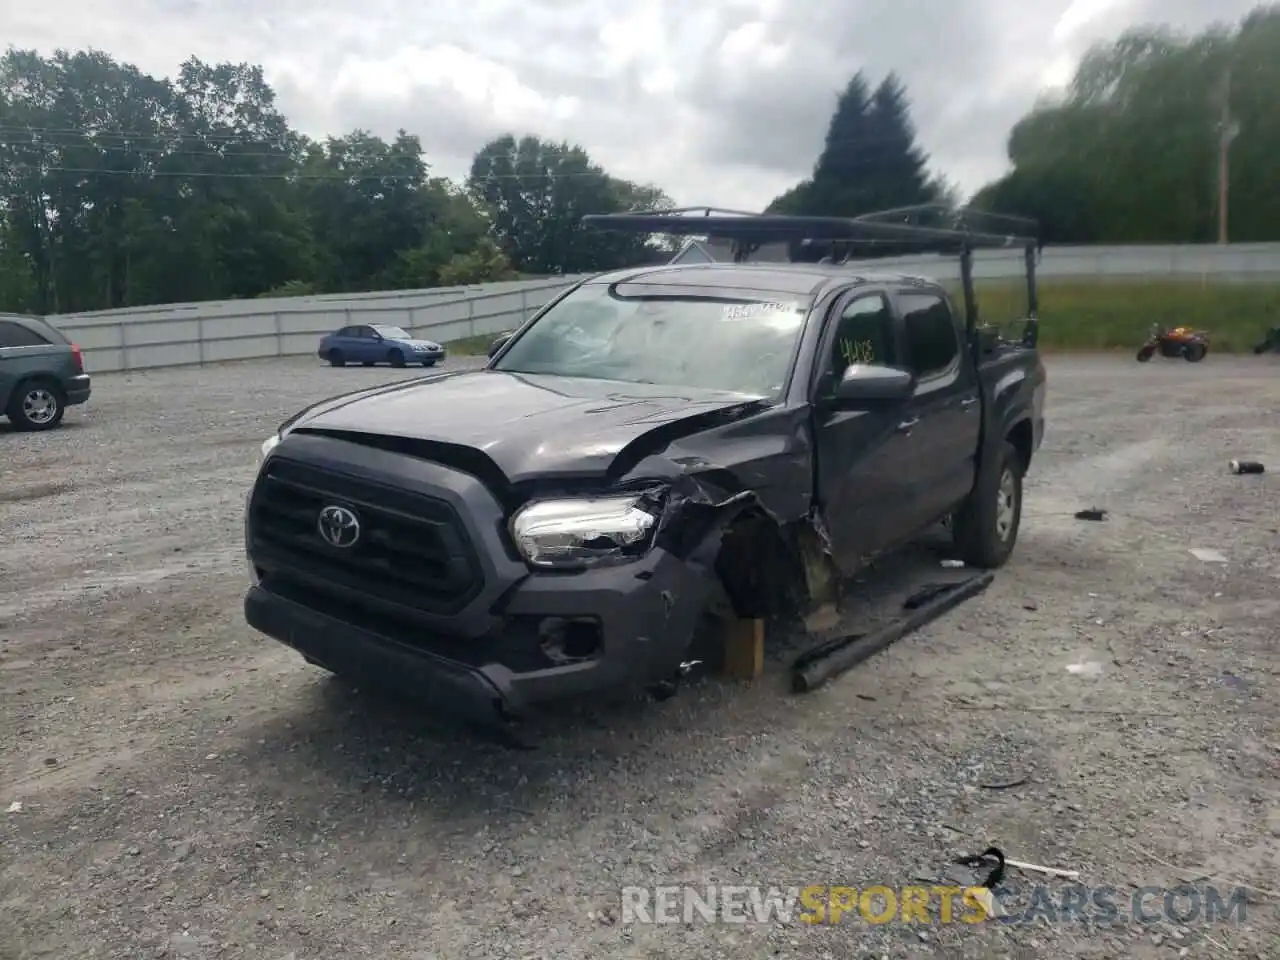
[722, 301, 800, 320]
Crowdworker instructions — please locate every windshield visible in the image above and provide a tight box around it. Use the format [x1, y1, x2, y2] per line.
[373, 325, 412, 339]
[492, 283, 809, 400]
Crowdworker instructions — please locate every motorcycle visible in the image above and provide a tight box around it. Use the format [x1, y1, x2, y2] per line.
[1136, 323, 1209, 363]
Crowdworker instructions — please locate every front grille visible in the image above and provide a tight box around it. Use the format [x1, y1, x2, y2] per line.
[249, 458, 483, 615]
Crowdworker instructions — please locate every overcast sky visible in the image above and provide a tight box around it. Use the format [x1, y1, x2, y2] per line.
[1, 0, 1261, 209]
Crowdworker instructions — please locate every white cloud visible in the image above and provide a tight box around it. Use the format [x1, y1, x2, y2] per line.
[718, 22, 788, 69]
[329, 46, 581, 127]
[0, 0, 1263, 209]
[1053, 0, 1126, 43]
[597, 2, 667, 64]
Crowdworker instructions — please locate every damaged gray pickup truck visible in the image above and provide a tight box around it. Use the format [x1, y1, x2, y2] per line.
[243, 207, 1046, 731]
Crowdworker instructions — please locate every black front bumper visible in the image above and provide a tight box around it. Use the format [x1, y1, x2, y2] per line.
[246, 585, 510, 726]
[246, 542, 713, 726]
[244, 434, 716, 725]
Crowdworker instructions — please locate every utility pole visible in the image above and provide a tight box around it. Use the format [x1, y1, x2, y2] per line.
[1216, 65, 1240, 245]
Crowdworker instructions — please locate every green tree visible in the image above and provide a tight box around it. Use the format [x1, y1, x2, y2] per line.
[376, 178, 505, 289]
[0, 49, 187, 311]
[768, 72, 941, 217]
[467, 133, 673, 274]
[299, 129, 437, 292]
[437, 237, 517, 287]
[765, 72, 943, 259]
[972, 6, 1280, 243]
[166, 58, 315, 301]
[0, 48, 668, 314]
[765, 72, 872, 216]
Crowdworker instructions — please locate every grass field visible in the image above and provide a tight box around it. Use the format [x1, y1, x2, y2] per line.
[443, 279, 1280, 356]
[968, 278, 1280, 352]
[447, 333, 503, 356]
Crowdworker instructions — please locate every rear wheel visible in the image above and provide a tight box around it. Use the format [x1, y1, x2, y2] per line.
[1183, 342, 1207, 362]
[327, 349, 345, 367]
[388, 349, 406, 368]
[952, 439, 1024, 569]
[7, 378, 66, 431]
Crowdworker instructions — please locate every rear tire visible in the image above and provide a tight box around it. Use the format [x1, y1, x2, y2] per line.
[388, 349, 405, 368]
[7, 378, 66, 431]
[1183, 342, 1207, 362]
[327, 349, 345, 367]
[952, 439, 1023, 569]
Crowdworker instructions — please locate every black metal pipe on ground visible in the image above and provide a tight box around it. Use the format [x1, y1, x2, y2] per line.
[791, 572, 995, 694]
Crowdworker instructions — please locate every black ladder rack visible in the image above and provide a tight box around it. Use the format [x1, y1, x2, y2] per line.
[582, 203, 1041, 343]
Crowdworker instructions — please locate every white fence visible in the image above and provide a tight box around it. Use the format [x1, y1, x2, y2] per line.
[851, 241, 1280, 283]
[58, 275, 593, 373]
[48, 275, 577, 323]
[44, 241, 1280, 374]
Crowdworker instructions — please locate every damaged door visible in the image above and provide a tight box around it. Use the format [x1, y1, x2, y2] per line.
[809, 290, 918, 572]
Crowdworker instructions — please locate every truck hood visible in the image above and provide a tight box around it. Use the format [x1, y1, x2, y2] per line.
[290, 369, 769, 483]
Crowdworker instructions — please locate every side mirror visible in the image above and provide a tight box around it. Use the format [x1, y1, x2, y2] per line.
[832, 364, 915, 403]
[488, 332, 513, 358]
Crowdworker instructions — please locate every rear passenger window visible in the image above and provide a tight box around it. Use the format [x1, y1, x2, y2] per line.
[900, 293, 959, 379]
[0, 320, 49, 348]
[830, 294, 895, 381]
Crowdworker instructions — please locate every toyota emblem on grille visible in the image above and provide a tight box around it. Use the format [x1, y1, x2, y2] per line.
[317, 505, 361, 548]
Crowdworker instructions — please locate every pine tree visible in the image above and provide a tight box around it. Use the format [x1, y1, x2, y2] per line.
[770, 72, 939, 222]
[860, 73, 936, 210]
[810, 72, 875, 193]
[766, 74, 871, 217]
[766, 71, 941, 258]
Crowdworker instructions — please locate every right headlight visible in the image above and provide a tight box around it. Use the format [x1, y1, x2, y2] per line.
[509, 496, 659, 569]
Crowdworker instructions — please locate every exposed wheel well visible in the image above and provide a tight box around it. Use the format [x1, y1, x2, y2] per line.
[711, 512, 829, 624]
[712, 509, 813, 621]
[1007, 418, 1034, 473]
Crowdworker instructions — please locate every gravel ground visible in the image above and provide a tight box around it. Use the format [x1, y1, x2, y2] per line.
[2, 353, 1278, 960]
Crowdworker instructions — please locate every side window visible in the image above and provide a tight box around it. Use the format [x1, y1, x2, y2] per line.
[335, 326, 356, 338]
[829, 294, 895, 381]
[0, 320, 49, 348]
[358, 326, 378, 339]
[900, 293, 959, 379]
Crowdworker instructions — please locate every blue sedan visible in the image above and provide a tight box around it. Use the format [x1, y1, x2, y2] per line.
[317, 323, 446, 368]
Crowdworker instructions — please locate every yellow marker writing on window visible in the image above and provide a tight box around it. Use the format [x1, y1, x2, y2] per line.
[839, 339, 876, 366]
